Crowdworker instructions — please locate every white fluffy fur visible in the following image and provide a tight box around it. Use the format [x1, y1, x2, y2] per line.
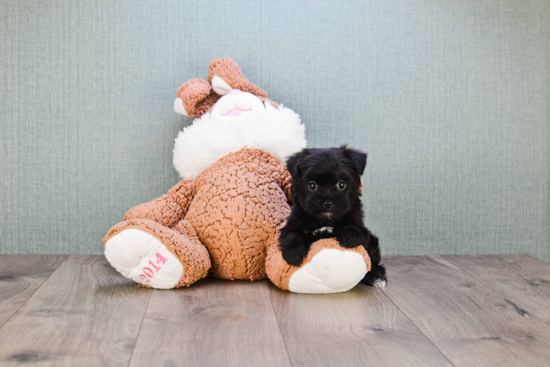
[173, 101, 307, 179]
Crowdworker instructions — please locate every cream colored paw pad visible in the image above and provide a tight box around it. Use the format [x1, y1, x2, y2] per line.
[288, 249, 368, 294]
[105, 229, 183, 289]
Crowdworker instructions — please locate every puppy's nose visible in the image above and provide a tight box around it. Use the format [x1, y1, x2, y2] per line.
[323, 200, 333, 208]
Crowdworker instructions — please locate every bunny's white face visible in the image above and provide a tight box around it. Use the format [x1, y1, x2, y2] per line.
[172, 87, 306, 180]
[210, 89, 275, 123]
[174, 87, 276, 123]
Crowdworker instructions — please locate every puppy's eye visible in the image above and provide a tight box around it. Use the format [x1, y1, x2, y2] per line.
[337, 181, 347, 191]
[308, 182, 318, 191]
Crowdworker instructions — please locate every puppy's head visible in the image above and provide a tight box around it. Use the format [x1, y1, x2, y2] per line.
[287, 146, 367, 221]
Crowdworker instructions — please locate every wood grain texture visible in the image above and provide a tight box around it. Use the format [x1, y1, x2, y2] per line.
[3, 255, 550, 366]
[0, 255, 66, 329]
[444, 255, 550, 323]
[0, 256, 152, 367]
[383, 256, 550, 367]
[268, 282, 451, 366]
[130, 278, 291, 367]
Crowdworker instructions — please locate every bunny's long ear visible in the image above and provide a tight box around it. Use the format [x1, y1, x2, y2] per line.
[174, 79, 220, 118]
[207, 58, 268, 97]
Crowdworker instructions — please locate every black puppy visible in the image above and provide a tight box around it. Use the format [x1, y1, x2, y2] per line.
[279, 146, 387, 287]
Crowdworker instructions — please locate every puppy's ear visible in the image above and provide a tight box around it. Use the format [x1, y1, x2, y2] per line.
[342, 146, 367, 175]
[286, 149, 309, 177]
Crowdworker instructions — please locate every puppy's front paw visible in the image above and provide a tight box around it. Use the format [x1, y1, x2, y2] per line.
[282, 245, 310, 267]
[337, 227, 365, 249]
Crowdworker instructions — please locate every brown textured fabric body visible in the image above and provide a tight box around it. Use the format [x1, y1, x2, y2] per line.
[104, 148, 293, 285]
[185, 149, 291, 280]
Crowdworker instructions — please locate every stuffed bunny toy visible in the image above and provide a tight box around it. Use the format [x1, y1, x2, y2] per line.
[104, 58, 371, 293]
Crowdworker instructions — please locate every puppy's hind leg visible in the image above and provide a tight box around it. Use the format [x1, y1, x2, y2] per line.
[362, 265, 387, 287]
[360, 233, 387, 287]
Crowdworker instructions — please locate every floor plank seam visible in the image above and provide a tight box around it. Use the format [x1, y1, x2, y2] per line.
[444, 256, 550, 327]
[497, 255, 550, 295]
[380, 272, 457, 367]
[523, 254, 550, 267]
[0, 255, 68, 332]
[127, 287, 154, 367]
[265, 283, 294, 367]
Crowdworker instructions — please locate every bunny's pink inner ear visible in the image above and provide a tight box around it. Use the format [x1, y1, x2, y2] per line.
[175, 78, 220, 118]
[207, 58, 268, 98]
[211, 76, 232, 95]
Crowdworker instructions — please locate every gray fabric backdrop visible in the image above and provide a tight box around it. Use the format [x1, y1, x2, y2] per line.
[1, 0, 549, 262]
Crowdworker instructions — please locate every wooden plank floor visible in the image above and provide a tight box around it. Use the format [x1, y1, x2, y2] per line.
[0, 255, 549, 366]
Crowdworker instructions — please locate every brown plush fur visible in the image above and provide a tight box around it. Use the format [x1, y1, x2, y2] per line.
[185, 149, 291, 280]
[105, 149, 292, 282]
[207, 58, 268, 98]
[176, 79, 220, 119]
